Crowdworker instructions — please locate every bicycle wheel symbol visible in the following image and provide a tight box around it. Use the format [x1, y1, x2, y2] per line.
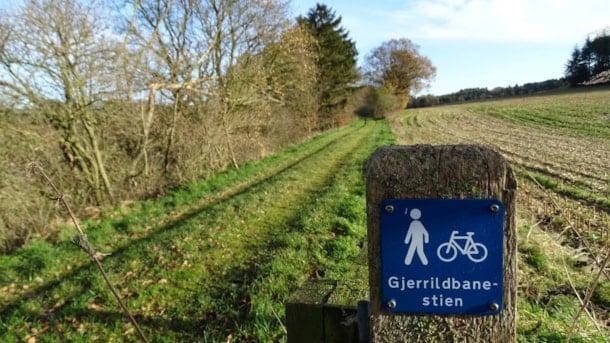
[437, 242, 458, 262]
[467, 243, 488, 262]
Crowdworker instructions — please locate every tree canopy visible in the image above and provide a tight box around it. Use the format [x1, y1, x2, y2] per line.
[364, 38, 436, 108]
[565, 33, 610, 85]
[407, 79, 566, 108]
[297, 3, 358, 126]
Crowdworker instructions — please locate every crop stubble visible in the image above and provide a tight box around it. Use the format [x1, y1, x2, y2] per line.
[389, 92, 610, 335]
[390, 97, 609, 243]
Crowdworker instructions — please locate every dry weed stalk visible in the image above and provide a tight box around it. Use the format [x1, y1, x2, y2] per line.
[526, 171, 609, 339]
[526, 172, 610, 282]
[566, 250, 610, 343]
[29, 163, 149, 343]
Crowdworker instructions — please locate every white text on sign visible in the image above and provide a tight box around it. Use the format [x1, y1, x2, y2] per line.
[387, 276, 500, 308]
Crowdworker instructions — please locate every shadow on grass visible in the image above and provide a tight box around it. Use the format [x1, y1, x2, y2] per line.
[0, 123, 372, 339]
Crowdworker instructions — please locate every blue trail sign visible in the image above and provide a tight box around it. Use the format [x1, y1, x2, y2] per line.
[380, 199, 504, 315]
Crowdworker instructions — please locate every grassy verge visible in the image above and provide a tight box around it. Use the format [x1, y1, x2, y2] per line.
[0, 119, 394, 341]
[517, 223, 610, 343]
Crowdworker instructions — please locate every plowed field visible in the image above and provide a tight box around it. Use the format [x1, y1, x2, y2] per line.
[389, 88, 610, 341]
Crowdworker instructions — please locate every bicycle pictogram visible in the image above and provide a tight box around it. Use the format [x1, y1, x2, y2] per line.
[437, 230, 488, 263]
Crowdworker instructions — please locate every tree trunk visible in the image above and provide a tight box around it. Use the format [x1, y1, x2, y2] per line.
[164, 93, 181, 176]
[222, 113, 239, 170]
[82, 118, 114, 203]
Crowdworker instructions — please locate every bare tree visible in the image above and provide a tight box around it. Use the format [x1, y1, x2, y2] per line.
[0, 0, 120, 204]
[0, 0, 320, 251]
[123, 0, 294, 171]
[196, 0, 292, 168]
[120, 0, 203, 177]
[260, 24, 319, 136]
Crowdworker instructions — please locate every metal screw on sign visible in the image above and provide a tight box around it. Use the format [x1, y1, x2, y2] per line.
[489, 303, 499, 311]
[384, 205, 395, 214]
[387, 299, 397, 309]
[489, 204, 500, 213]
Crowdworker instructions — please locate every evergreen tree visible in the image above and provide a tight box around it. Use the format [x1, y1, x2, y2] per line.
[590, 35, 610, 74]
[565, 34, 610, 85]
[565, 46, 589, 85]
[298, 3, 358, 126]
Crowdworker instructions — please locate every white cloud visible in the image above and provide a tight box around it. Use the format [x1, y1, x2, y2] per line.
[382, 0, 609, 44]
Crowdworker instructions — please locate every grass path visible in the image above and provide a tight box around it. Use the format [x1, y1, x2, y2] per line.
[0, 119, 393, 341]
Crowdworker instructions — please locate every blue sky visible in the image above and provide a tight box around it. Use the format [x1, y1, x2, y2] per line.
[291, 0, 610, 95]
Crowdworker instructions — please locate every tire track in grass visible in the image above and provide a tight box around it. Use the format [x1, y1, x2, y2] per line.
[0, 124, 358, 307]
[189, 124, 383, 341]
[0, 121, 387, 341]
[144, 121, 382, 341]
[124, 120, 382, 341]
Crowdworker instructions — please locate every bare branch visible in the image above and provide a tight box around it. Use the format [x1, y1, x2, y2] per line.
[29, 162, 149, 343]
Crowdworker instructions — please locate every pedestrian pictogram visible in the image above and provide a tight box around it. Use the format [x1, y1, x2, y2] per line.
[437, 230, 488, 263]
[403, 208, 429, 265]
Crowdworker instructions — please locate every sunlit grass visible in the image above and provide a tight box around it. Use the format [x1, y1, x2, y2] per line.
[517, 224, 609, 342]
[0, 119, 394, 341]
[469, 87, 610, 138]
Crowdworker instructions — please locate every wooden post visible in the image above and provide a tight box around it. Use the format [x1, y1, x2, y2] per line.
[285, 279, 367, 343]
[366, 145, 517, 342]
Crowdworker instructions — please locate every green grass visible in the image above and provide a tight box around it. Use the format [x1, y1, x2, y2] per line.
[517, 224, 610, 343]
[469, 88, 610, 138]
[514, 168, 610, 211]
[0, 119, 395, 341]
